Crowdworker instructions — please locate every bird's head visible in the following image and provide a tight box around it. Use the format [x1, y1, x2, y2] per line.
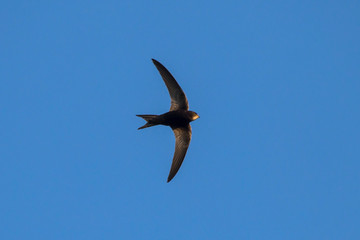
[188, 111, 200, 121]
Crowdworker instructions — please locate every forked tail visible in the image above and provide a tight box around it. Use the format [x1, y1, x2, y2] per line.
[136, 114, 158, 130]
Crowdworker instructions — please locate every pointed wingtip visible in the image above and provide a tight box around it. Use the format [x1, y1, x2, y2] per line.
[167, 175, 174, 183]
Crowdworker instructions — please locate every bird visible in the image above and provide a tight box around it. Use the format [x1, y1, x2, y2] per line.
[137, 59, 199, 182]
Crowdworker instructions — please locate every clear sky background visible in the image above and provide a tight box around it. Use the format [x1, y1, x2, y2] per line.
[1, 1, 359, 239]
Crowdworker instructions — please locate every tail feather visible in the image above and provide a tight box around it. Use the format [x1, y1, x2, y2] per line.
[136, 114, 158, 130]
[136, 115, 157, 121]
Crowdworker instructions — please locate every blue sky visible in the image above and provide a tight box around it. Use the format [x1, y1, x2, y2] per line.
[1, 0, 359, 239]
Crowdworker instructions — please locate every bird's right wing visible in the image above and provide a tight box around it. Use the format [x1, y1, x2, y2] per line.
[167, 125, 192, 182]
[152, 59, 189, 111]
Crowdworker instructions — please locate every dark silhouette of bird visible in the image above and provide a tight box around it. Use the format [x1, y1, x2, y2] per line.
[137, 59, 199, 182]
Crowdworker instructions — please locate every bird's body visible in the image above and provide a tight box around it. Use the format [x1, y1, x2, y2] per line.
[138, 110, 198, 129]
[137, 59, 199, 182]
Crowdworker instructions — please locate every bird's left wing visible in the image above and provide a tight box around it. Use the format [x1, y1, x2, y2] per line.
[167, 125, 192, 182]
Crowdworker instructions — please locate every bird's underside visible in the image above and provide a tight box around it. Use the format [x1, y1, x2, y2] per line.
[137, 59, 199, 182]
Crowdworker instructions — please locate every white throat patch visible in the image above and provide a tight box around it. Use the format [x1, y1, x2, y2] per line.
[192, 115, 199, 120]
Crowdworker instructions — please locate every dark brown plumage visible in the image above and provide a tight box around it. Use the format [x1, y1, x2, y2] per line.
[137, 59, 199, 182]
